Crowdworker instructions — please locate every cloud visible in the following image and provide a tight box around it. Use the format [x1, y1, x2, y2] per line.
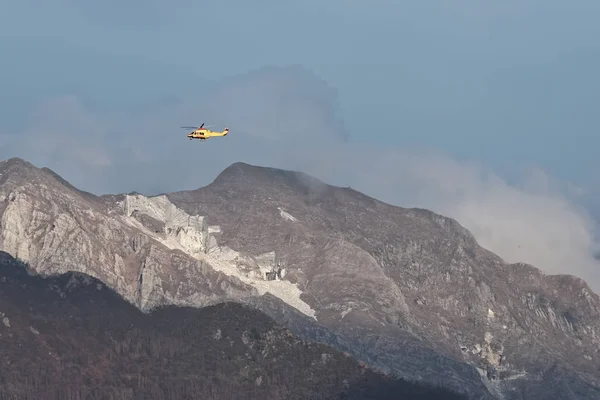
[279, 142, 600, 291]
[199, 65, 348, 143]
[356, 150, 600, 284]
[1, 95, 113, 188]
[1, 65, 599, 292]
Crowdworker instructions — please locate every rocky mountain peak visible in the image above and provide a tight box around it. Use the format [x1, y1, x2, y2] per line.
[0, 157, 97, 203]
[0, 157, 41, 184]
[209, 161, 330, 200]
[2, 156, 600, 399]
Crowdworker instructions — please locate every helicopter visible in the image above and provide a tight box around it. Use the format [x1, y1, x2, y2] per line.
[181, 123, 229, 140]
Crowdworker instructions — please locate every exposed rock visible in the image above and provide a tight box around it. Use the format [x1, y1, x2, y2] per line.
[2, 157, 600, 399]
[167, 161, 600, 399]
[0, 158, 314, 319]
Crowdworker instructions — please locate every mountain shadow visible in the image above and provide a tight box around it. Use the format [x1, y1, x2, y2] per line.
[0, 251, 465, 400]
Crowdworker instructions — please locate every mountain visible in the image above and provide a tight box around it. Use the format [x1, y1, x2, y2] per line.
[0, 251, 462, 400]
[1, 157, 600, 399]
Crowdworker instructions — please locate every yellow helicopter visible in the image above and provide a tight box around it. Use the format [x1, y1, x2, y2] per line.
[181, 123, 229, 141]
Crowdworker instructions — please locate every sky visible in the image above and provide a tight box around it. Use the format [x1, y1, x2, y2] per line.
[1, 0, 599, 290]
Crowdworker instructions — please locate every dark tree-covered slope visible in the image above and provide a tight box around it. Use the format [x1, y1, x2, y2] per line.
[0, 251, 464, 400]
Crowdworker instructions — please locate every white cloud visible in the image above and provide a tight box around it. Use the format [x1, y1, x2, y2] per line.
[379, 152, 598, 281]
[290, 143, 600, 291]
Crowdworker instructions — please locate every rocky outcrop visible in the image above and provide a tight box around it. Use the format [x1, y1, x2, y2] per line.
[1, 159, 236, 311]
[122, 193, 212, 254]
[0, 158, 315, 319]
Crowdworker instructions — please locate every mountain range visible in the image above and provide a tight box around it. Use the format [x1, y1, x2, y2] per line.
[1, 156, 599, 399]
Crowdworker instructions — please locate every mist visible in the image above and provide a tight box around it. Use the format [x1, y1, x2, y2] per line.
[1, 65, 599, 292]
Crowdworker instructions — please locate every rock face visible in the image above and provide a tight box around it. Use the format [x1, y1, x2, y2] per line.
[0, 251, 464, 400]
[0, 158, 308, 315]
[167, 162, 600, 400]
[1, 157, 600, 399]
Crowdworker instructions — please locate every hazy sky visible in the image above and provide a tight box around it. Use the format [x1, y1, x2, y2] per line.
[1, 0, 599, 289]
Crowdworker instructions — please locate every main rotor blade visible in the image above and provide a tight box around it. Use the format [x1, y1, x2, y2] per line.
[180, 126, 199, 129]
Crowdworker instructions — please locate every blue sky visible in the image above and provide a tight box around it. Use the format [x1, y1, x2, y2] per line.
[1, 0, 599, 287]
[2, 1, 598, 185]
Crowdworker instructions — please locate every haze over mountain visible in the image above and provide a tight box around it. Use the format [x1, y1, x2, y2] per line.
[1, 156, 600, 399]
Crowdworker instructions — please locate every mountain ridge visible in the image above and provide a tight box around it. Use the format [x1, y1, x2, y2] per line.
[1, 156, 600, 399]
[181, 160, 599, 297]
